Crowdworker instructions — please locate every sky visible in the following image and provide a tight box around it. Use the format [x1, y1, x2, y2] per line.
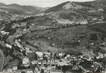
[0, 0, 95, 7]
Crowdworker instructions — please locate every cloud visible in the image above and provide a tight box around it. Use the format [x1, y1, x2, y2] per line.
[0, 0, 95, 7]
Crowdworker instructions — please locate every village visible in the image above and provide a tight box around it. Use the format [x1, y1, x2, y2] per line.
[0, 23, 106, 73]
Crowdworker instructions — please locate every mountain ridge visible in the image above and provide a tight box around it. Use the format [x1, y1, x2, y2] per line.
[0, 2, 43, 15]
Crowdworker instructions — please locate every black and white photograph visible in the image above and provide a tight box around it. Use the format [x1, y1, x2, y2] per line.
[0, 0, 106, 73]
